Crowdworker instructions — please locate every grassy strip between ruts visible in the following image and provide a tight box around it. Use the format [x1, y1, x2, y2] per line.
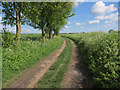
[36, 38, 73, 88]
[2, 36, 63, 87]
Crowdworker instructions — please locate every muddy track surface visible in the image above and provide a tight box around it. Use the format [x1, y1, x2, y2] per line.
[7, 39, 66, 88]
[61, 40, 93, 88]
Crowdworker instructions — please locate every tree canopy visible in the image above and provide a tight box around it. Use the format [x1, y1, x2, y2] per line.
[2, 2, 24, 39]
[2, 2, 75, 41]
[23, 2, 75, 41]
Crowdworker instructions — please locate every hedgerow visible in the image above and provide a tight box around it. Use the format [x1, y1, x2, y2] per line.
[62, 32, 120, 88]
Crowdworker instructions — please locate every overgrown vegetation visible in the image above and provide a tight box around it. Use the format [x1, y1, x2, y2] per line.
[2, 29, 16, 48]
[2, 34, 63, 83]
[62, 32, 120, 88]
[36, 38, 73, 88]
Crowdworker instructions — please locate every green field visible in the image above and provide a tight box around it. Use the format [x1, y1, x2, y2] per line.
[61, 32, 120, 88]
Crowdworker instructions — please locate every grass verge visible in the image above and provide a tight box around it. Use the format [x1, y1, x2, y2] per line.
[36, 38, 73, 88]
[2, 36, 63, 87]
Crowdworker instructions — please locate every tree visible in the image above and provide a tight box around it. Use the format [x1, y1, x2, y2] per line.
[2, 2, 24, 40]
[45, 2, 74, 39]
[53, 19, 67, 37]
[23, 2, 74, 41]
[23, 2, 48, 42]
[109, 29, 115, 33]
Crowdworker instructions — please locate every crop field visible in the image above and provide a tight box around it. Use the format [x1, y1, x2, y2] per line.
[61, 32, 120, 88]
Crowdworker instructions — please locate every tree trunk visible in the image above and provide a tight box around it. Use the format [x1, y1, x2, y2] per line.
[16, 10, 19, 40]
[15, 2, 22, 40]
[53, 30, 57, 38]
[49, 29, 52, 40]
[56, 30, 59, 36]
[42, 29, 45, 42]
[16, 22, 21, 40]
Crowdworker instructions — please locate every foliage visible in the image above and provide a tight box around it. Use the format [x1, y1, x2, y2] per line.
[109, 29, 115, 33]
[2, 2, 74, 40]
[23, 2, 74, 40]
[2, 29, 16, 48]
[62, 32, 120, 88]
[36, 38, 73, 88]
[2, 35, 63, 84]
[2, 2, 24, 39]
[2, 2, 24, 26]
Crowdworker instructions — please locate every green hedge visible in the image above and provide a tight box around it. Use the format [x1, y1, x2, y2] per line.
[62, 32, 120, 88]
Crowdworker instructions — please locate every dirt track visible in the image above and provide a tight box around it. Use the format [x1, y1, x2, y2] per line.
[7, 39, 66, 88]
[61, 40, 93, 88]
[6, 39, 93, 88]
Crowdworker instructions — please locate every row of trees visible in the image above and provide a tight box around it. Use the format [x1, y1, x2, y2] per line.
[2, 2, 75, 41]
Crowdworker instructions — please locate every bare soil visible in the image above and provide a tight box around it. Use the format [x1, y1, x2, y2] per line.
[7, 39, 66, 88]
[61, 40, 93, 88]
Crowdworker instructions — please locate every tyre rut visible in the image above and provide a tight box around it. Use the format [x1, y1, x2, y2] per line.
[7, 39, 66, 88]
[61, 40, 93, 88]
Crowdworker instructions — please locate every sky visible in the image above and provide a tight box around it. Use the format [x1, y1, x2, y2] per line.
[0, 1, 119, 33]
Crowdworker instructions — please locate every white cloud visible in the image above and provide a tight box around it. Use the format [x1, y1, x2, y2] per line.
[104, 23, 115, 28]
[104, 24, 110, 28]
[95, 12, 118, 24]
[27, 29, 31, 32]
[95, 13, 118, 21]
[64, 25, 71, 29]
[95, 15, 105, 20]
[105, 21, 113, 24]
[103, 13, 118, 29]
[0, 16, 2, 20]
[34, 30, 37, 31]
[79, 0, 88, 4]
[67, 22, 71, 24]
[88, 20, 100, 24]
[104, 12, 118, 21]
[75, 22, 85, 26]
[91, 1, 117, 15]
[73, 0, 89, 7]
[73, 2, 79, 7]
[76, 23, 82, 26]
[22, 28, 31, 33]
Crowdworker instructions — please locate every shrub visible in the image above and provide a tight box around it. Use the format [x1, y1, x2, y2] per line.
[2, 28, 16, 48]
[62, 32, 120, 88]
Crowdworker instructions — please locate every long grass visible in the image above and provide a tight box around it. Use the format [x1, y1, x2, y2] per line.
[2, 35, 63, 86]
